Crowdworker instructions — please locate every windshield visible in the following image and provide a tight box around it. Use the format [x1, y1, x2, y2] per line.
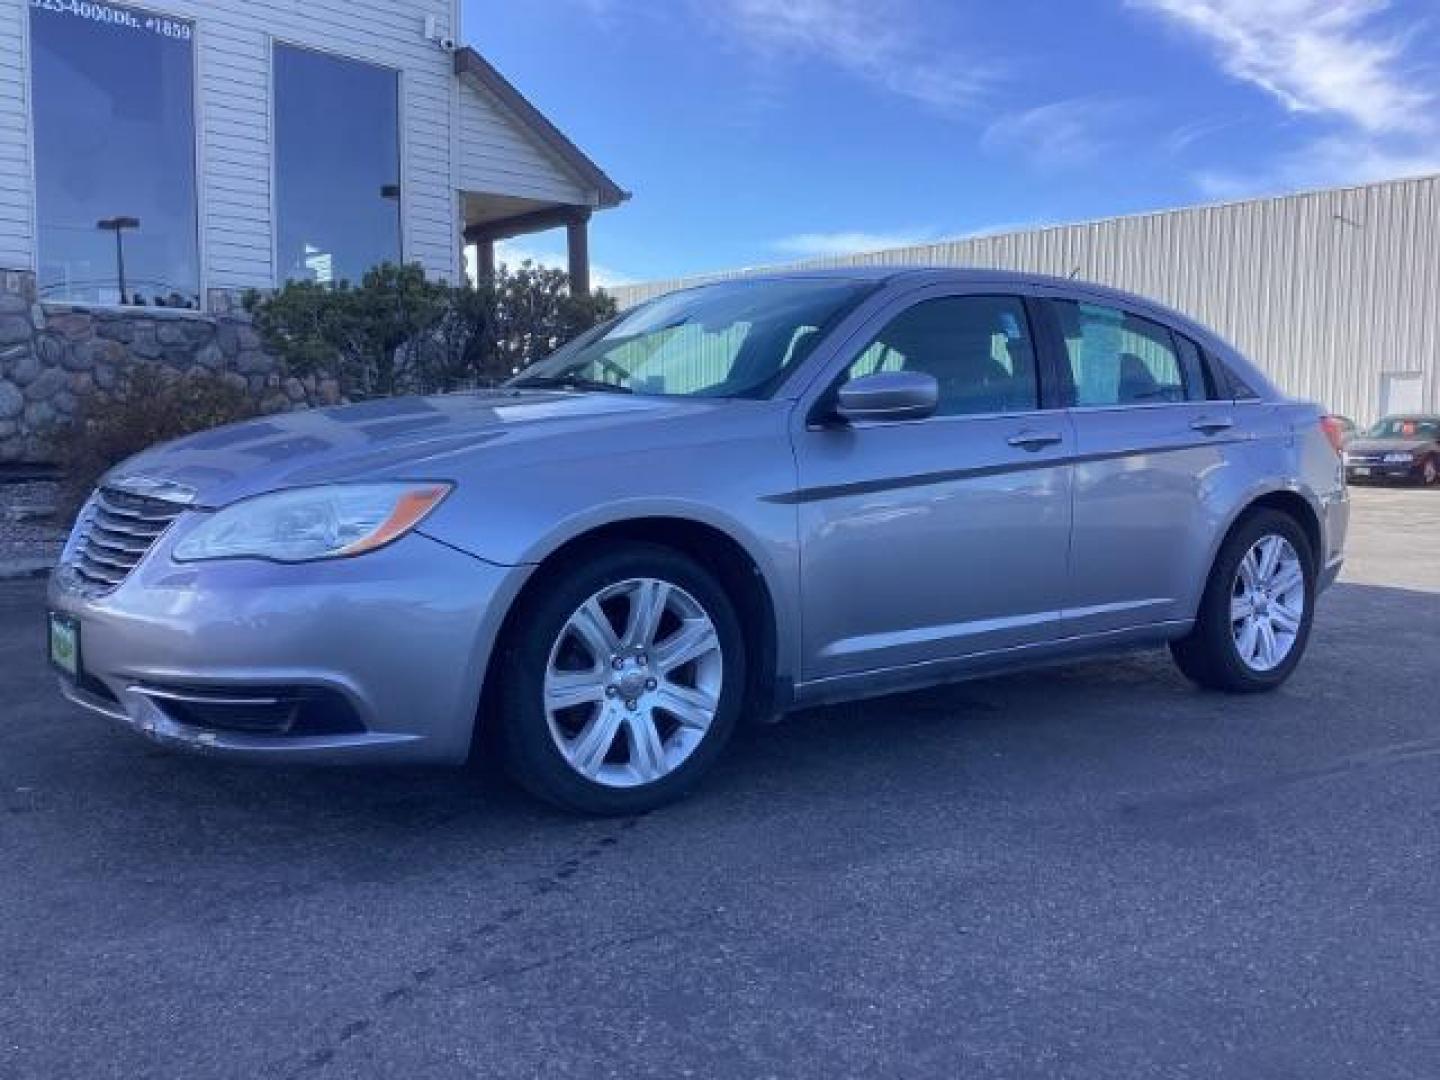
[510, 278, 876, 398]
[1367, 417, 1440, 439]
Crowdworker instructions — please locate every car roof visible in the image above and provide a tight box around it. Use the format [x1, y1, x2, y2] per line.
[718, 265, 1199, 322]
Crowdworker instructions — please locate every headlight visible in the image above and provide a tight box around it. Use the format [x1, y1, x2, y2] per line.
[173, 483, 451, 563]
[1382, 452, 1414, 463]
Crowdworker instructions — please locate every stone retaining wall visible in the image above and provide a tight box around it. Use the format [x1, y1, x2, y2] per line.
[0, 270, 336, 463]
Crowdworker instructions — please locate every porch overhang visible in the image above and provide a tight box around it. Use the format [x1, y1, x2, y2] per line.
[454, 48, 627, 295]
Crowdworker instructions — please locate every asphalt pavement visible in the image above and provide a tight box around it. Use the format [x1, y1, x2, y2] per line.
[2, 486, 1437, 1079]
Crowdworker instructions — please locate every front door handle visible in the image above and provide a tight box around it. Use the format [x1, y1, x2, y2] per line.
[1191, 416, 1235, 435]
[1007, 430, 1064, 451]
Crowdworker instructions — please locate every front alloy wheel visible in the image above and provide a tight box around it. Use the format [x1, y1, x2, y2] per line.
[498, 544, 745, 814]
[545, 578, 723, 788]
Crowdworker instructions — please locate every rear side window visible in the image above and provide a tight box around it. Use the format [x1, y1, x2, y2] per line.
[845, 295, 1039, 416]
[1048, 300, 1199, 406]
[1215, 355, 1261, 400]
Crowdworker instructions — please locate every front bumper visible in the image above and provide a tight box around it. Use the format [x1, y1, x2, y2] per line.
[48, 530, 528, 765]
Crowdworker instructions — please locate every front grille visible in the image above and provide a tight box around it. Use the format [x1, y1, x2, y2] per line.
[70, 487, 187, 591]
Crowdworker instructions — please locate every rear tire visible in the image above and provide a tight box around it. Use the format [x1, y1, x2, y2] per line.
[1170, 509, 1315, 693]
[1422, 456, 1439, 486]
[497, 543, 746, 815]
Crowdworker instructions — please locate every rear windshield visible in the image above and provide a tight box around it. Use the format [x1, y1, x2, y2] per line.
[1367, 417, 1440, 439]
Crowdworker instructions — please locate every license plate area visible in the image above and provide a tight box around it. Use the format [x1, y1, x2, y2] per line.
[48, 612, 80, 679]
[1351, 466, 1371, 476]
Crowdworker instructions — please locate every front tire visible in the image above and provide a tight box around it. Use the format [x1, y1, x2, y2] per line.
[497, 544, 746, 815]
[1170, 510, 1315, 693]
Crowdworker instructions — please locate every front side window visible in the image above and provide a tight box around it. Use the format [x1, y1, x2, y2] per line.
[843, 295, 1039, 417]
[511, 279, 876, 398]
[29, 2, 199, 308]
[274, 44, 401, 285]
[1051, 301, 1196, 406]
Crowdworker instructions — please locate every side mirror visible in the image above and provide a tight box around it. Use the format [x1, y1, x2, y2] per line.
[835, 371, 939, 423]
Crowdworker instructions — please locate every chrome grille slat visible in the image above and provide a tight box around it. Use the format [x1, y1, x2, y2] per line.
[79, 546, 133, 571]
[85, 529, 155, 556]
[66, 485, 187, 594]
[89, 516, 169, 539]
[94, 494, 182, 524]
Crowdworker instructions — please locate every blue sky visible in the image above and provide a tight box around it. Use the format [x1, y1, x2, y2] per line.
[463, 0, 1440, 286]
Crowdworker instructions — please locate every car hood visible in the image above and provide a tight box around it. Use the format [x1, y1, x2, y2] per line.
[1346, 437, 1431, 455]
[103, 390, 759, 507]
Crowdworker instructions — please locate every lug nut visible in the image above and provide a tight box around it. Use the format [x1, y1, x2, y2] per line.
[625, 700, 637, 710]
[605, 685, 618, 697]
[645, 678, 657, 691]
[612, 657, 625, 670]
[637, 654, 648, 666]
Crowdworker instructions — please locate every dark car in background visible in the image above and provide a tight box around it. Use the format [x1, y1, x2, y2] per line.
[1344, 415, 1440, 486]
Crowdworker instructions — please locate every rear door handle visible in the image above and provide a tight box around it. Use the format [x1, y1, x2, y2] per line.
[1191, 416, 1235, 435]
[1007, 430, 1064, 451]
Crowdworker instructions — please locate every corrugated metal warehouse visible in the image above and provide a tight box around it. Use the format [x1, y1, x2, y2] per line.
[611, 174, 1440, 425]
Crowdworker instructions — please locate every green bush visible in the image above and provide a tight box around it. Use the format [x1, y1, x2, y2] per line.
[245, 261, 617, 400]
[54, 367, 258, 517]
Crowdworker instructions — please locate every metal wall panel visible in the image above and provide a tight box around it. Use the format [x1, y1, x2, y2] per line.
[611, 175, 1440, 423]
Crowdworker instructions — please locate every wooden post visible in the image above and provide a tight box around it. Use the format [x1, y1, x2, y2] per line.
[475, 239, 495, 282]
[566, 209, 592, 296]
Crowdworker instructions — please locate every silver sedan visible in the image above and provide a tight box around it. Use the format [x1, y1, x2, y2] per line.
[49, 269, 1349, 813]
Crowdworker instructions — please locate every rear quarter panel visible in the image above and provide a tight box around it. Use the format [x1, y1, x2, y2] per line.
[1186, 400, 1347, 617]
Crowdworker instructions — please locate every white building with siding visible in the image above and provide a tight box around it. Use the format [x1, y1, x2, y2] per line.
[612, 175, 1440, 425]
[0, 0, 625, 304]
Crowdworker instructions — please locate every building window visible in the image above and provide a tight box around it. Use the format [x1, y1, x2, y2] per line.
[29, 2, 200, 308]
[274, 44, 401, 286]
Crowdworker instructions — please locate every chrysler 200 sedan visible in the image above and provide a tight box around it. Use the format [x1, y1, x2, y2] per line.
[49, 269, 1349, 814]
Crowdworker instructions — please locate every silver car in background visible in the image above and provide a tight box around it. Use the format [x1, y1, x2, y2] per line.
[48, 269, 1348, 814]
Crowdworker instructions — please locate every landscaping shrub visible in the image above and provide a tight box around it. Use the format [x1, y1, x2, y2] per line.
[54, 366, 258, 517]
[245, 260, 617, 400]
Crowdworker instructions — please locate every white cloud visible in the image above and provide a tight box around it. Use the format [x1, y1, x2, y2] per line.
[769, 221, 1052, 259]
[1194, 135, 1440, 199]
[706, 0, 993, 111]
[1132, 2, 1440, 197]
[1130, 0, 1433, 134]
[465, 241, 633, 290]
[1162, 115, 1246, 156]
[981, 97, 1140, 169]
[771, 229, 940, 258]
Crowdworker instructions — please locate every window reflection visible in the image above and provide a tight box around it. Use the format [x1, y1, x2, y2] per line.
[274, 44, 401, 286]
[29, 2, 200, 308]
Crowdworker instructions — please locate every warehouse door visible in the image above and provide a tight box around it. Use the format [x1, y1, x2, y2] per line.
[1380, 372, 1424, 417]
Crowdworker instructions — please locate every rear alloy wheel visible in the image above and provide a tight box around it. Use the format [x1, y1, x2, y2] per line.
[499, 545, 744, 814]
[1423, 457, 1439, 486]
[1171, 509, 1315, 692]
[1228, 535, 1306, 673]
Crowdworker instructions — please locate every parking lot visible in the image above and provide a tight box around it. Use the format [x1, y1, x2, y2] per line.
[1, 486, 1437, 1079]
